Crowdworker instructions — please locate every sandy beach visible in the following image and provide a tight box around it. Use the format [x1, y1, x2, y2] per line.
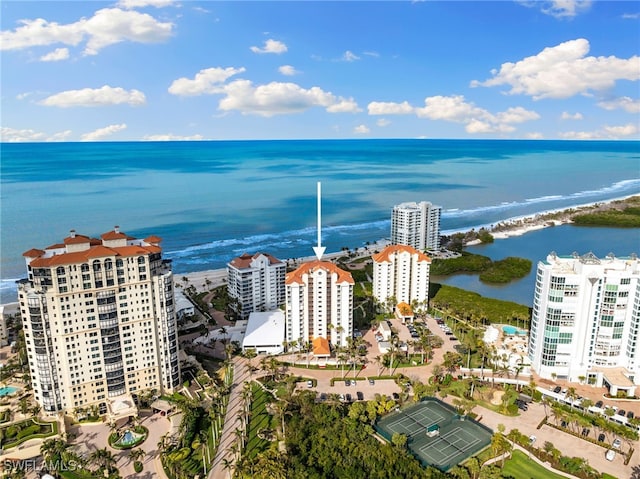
[177, 195, 638, 291]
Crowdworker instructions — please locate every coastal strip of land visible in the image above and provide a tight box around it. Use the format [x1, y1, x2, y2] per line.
[177, 194, 639, 290]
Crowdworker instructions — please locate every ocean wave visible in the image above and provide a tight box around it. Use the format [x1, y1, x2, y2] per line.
[443, 178, 640, 219]
[166, 219, 390, 258]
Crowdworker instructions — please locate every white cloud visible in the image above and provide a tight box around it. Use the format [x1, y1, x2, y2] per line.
[40, 47, 69, 62]
[376, 118, 391, 127]
[526, 132, 544, 139]
[559, 123, 638, 139]
[250, 39, 287, 54]
[342, 50, 360, 62]
[558, 130, 598, 139]
[415, 95, 487, 122]
[363, 51, 379, 58]
[217, 80, 359, 117]
[602, 123, 639, 137]
[495, 106, 540, 124]
[168, 67, 245, 96]
[542, 0, 592, 18]
[1, 8, 174, 55]
[597, 97, 640, 114]
[465, 119, 515, 134]
[354, 125, 370, 134]
[81, 123, 127, 141]
[370, 95, 539, 134]
[561, 111, 584, 120]
[40, 85, 146, 107]
[471, 38, 640, 100]
[278, 65, 299, 76]
[518, 0, 592, 18]
[143, 133, 205, 141]
[0, 127, 71, 142]
[367, 101, 414, 115]
[117, 0, 176, 8]
[622, 13, 640, 19]
[326, 98, 360, 113]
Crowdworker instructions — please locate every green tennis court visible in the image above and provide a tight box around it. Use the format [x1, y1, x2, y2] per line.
[375, 398, 492, 471]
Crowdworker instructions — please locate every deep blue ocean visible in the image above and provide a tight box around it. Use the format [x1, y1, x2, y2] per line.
[2, 139, 639, 305]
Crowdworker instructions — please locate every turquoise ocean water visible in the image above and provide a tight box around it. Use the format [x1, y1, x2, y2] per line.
[2, 139, 639, 304]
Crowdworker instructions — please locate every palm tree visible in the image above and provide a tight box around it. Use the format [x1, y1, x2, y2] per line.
[40, 438, 68, 463]
[89, 447, 117, 473]
[129, 448, 146, 463]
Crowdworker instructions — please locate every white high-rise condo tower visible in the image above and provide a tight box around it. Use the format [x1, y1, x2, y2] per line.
[391, 201, 441, 250]
[18, 227, 180, 415]
[227, 252, 286, 320]
[285, 261, 354, 354]
[372, 244, 431, 314]
[528, 252, 640, 397]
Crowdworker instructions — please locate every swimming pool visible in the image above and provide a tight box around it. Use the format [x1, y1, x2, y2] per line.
[0, 386, 18, 397]
[502, 325, 528, 336]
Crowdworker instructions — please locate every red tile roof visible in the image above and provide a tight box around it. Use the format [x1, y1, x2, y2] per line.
[22, 248, 45, 258]
[144, 235, 162, 244]
[285, 260, 354, 285]
[24, 230, 161, 267]
[312, 336, 331, 356]
[64, 234, 93, 245]
[101, 230, 130, 241]
[372, 244, 431, 263]
[229, 252, 283, 269]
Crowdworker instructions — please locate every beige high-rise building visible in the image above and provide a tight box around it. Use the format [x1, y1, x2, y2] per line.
[18, 227, 180, 415]
[372, 244, 431, 313]
[285, 261, 354, 351]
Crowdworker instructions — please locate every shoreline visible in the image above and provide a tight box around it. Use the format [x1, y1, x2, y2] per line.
[177, 194, 639, 292]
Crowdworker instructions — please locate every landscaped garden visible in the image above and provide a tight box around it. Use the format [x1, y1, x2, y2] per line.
[0, 417, 57, 449]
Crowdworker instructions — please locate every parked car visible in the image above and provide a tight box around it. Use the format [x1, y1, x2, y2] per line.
[553, 386, 562, 393]
[595, 400, 604, 408]
[581, 428, 590, 437]
[392, 392, 400, 400]
[627, 411, 635, 419]
[613, 438, 621, 449]
[356, 391, 364, 401]
[617, 409, 626, 416]
[606, 449, 616, 461]
[369, 379, 375, 385]
[307, 380, 314, 388]
[598, 433, 606, 442]
[319, 393, 327, 401]
[345, 393, 352, 402]
[350, 379, 357, 386]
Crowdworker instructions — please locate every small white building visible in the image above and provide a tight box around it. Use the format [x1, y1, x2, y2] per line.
[377, 321, 392, 341]
[174, 290, 195, 320]
[242, 311, 285, 355]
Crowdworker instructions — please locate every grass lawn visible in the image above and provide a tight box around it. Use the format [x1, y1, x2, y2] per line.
[501, 450, 567, 479]
[245, 383, 276, 458]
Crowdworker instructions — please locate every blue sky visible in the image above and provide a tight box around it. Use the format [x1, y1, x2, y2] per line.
[1, 0, 638, 141]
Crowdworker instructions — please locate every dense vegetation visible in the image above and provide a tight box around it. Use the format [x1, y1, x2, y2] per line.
[430, 252, 492, 275]
[572, 205, 640, 227]
[479, 257, 532, 284]
[284, 400, 446, 479]
[430, 252, 532, 284]
[430, 284, 530, 326]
